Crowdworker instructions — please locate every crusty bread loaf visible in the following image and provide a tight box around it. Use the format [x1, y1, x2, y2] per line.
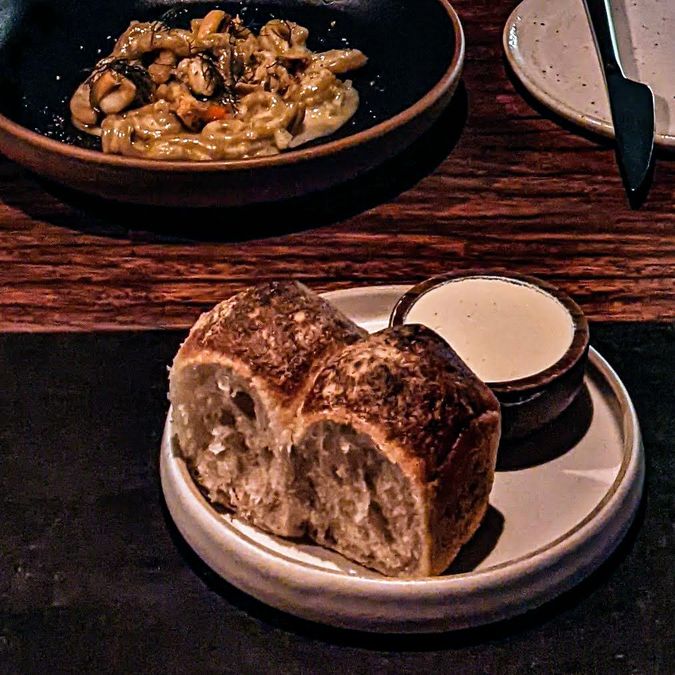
[169, 283, 501, 577]
[169, 281, 367, 536]
[296, 324, 501, 576]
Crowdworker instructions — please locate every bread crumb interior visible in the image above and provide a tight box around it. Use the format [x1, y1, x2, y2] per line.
[171, 364, 305, 536]
[298, 421, 422, 576]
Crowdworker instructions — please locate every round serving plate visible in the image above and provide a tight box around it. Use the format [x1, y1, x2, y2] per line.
[504, 0, 675, 148]
[160, 284, 644, 632]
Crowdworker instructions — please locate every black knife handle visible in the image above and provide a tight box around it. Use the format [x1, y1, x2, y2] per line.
[583, 0, 622, 74]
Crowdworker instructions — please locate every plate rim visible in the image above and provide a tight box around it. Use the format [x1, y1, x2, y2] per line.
[160, 283, 645, 629]
[502, 0, 675, 149]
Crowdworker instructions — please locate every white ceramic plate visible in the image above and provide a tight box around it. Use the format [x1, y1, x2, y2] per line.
[160, 284, 644, 632]
[504, 0, 675, 148]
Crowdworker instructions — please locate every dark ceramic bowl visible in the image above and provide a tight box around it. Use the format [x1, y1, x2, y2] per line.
[0, 0, 464, 207]
[390, 272, 590, 440]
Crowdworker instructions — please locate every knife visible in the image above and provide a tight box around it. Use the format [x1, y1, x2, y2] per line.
[583, 0, 655, 207]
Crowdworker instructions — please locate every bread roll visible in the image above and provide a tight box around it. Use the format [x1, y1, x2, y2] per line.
[170, 284, 501, 577]
[295, 324, 501, 576]
[169, 281, 367, 536]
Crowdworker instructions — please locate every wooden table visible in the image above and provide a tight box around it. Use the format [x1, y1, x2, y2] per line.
[0, 0, 673, 331]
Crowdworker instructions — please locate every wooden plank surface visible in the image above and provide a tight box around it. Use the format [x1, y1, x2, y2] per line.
[0, 0, 673, 331]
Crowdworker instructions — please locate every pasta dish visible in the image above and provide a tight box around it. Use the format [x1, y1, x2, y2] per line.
[69, 9, 367, 161]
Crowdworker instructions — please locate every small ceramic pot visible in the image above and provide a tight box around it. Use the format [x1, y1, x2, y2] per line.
[390, 272, 590, 439]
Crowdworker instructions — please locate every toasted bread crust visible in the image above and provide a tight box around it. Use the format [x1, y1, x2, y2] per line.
[301, 324, 500, 483]
[426, 409, 500, 574]
[174, 281, 367, 409]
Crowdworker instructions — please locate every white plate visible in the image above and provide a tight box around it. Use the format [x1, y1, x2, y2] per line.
[504, 0, 675, 148]
[160, 284, 644, 632]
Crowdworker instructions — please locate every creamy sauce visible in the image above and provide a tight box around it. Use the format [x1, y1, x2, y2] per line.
[404, 277, 574, 383]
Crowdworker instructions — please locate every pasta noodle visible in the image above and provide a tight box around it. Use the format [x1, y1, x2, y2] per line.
[68, 10, 367, 161]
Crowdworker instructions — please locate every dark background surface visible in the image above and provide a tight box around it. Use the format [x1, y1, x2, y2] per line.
[0, 323, 672, 673]
[0, 0, 673, 330]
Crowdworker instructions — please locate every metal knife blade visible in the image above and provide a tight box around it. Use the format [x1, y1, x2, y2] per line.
[584, 0, 655, 206]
